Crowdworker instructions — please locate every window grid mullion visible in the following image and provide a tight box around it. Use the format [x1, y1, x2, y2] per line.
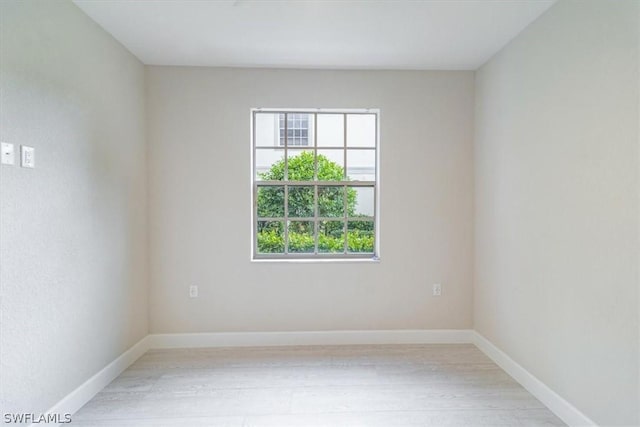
[313, 113, 319, 255]
[343, 114, 348, 255]
[256, 146, 373, 150]
[313, 112, 318, 181]
[283, 113, 289, 254]
[258, 180, 374, 186]
[314, 185, 319, 255]
[284, 184, 289, 254]
[284, 112, 288, 180]
[256, 216, 373, 222]
[343, 184, 348, 255]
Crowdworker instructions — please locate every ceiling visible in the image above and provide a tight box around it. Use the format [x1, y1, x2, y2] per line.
[73, 0, 555, 70]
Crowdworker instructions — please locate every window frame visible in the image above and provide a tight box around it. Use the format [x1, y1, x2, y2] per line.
[251, 108, 380, 261]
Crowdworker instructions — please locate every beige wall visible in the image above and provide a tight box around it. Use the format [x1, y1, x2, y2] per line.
[146, 67, 474, 333]
[0, 0, 148, 418]
[6, 1, 637, 423]
[474, 1, 639, 425]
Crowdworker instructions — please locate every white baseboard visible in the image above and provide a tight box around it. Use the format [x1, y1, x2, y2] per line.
[39, 330, 597, 427]
[148, 329, 474, 349]
[34, 328, 470, 425]
[472, 331, 596, 427]
[37, 336, 150, 427]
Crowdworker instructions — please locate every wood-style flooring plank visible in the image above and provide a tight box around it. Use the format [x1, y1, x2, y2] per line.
[71, 344, 565, 426]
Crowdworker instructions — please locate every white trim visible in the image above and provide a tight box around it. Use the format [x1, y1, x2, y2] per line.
[251, 108, 381, 260]
[472, 331, 596, 427]
[254, 108, 377, 114]
[251, 257, 380, 264]
[36, 336, 150, 427]
[37, 330, 597, 427]
[148, 329, 474, 349]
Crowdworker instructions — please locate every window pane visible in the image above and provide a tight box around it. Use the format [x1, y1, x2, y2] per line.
[288, 221, 314, 253]
[347, 220, 374, 253]
[257, 186, 284, 217]
[318, 186, 344, 217]
[255, 149, 284, 180]
[255, 113, 280, 147]
[318, 220, 345, 253]
[288, 186, 314, 218]
[316, 149, 344, 181]
[350, 186, 374, 217]
[317, 114, 344, 147]
[347, 149, 375, 181]
[286, 149, 314, 181]
[257, 221, 284, 254]
[347, 114, 376, 147]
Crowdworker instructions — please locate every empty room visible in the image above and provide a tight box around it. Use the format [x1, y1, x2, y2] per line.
[0, 0, 638, 426]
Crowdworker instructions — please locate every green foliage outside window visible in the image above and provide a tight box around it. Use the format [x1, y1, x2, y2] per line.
[257, 151, 374, 254]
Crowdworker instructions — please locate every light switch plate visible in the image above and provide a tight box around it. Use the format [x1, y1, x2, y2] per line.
[1, 142, 15, 165]
[433, 283, 442, 296]
[189, 285, 199, 298]
[21, 145, 34, 168]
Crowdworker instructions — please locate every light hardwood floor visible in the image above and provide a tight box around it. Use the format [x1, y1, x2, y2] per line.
[72, 344, 565, 426]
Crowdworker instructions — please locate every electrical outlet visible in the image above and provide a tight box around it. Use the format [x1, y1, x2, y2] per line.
[21, 145, 34, 168]
[433, 283, 442, 296]
[189, 285, 198, 298]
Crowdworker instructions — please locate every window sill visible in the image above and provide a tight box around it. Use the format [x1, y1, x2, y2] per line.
[251, 257, 380, 264]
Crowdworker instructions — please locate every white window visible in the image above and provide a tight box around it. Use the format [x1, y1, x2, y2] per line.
[252, 109, 379, 259]
[279, 113, 309, 146]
